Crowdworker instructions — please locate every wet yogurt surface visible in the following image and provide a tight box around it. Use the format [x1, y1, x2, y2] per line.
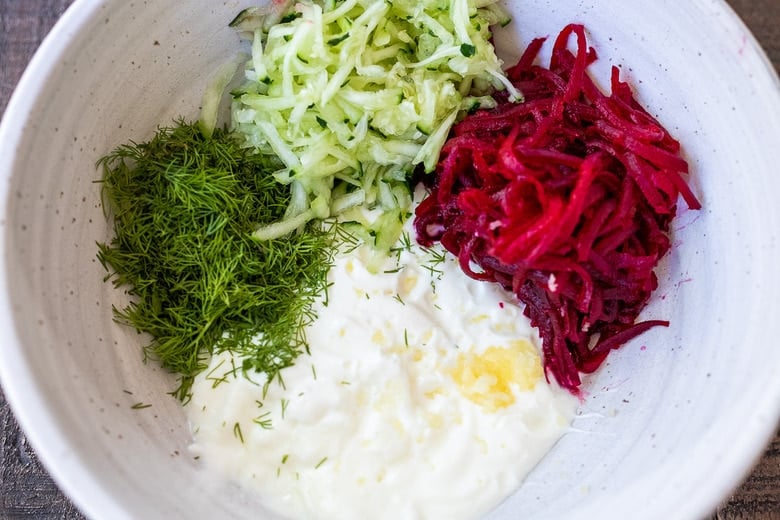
[187, 232, 577, 520]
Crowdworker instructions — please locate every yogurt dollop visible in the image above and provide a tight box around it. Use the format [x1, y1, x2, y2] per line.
[187, 235, 577, 520]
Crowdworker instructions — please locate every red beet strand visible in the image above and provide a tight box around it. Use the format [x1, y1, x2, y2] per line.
[415, 24, 700, 394]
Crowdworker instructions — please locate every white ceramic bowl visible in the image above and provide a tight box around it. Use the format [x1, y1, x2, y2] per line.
[2, 1, 779, 519]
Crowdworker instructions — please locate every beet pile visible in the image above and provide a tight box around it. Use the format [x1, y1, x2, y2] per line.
[414, 24, 701, 393]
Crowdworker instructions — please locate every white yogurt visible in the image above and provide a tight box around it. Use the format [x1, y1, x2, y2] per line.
[187, 229, 578, 520]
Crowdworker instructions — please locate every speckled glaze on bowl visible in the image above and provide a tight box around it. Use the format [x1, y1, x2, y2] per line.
[1, 1, 779, 519]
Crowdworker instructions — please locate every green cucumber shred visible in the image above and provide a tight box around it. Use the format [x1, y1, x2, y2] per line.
[231, 0, 519, 244]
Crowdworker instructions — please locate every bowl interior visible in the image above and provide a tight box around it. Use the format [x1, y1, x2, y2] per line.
[2, 1, 780, 519]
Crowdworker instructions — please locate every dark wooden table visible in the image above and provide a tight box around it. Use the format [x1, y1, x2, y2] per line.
[1, 0, 779, 518]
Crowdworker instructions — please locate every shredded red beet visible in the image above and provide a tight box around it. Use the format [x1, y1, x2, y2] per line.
[415, 24, 701, 393]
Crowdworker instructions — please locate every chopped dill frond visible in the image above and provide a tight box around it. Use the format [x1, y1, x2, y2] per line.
[233, 422, 245, 443]
[333, 224, 361, 254]
[389, 230, 414, 265]
[97, 121, 337, 400]
[421, 246, 446, 279]
[399, 231, 413, 252]
[253, 411, 273, 430]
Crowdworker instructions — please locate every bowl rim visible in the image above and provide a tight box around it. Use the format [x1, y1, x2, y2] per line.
[1, 1, 779, 519]
[0, 2, 134, 518]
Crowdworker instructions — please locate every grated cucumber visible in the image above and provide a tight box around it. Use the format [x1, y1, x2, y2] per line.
[231, 0, 518, 243]
[199, 54, 245, 139]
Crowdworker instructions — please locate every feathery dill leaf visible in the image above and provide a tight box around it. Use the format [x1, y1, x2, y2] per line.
[97, 121, 335, 400]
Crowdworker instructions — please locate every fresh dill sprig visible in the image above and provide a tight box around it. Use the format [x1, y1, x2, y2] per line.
[253, 411, 273, 430]
[388, 230, 413, 267]
[332, 223, 361, 254]
[97, 121, 336, 400]
[421, 246, 446, 278]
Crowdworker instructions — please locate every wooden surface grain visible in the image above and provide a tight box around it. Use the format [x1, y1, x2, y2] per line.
[1, 0, 779, 518]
